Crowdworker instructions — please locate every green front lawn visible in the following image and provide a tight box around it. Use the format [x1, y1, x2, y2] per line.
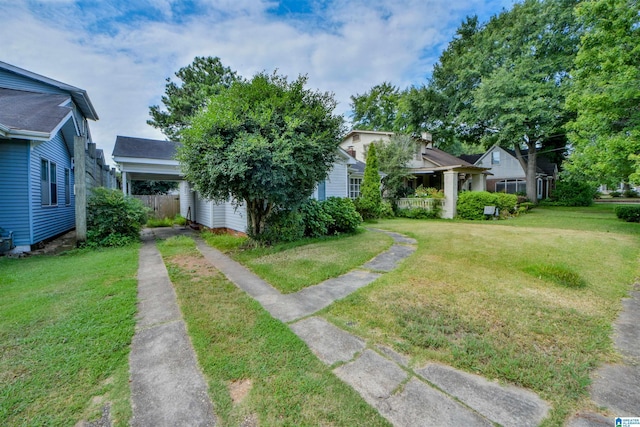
[201, 206, 638, 426]
[203, 229, 393, 293]
[157, 236, 390, 426]
[0, 246, 139, 426]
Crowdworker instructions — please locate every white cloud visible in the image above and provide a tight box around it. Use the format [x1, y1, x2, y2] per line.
[0, 0, 514, 166]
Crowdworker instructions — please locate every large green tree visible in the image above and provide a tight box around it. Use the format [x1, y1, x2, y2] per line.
[565, 0, 640, 186]
[350, 82, 402, 131]
[374, 134, 417, 199]
[179, 72, 344, 237]
[426, 0, 579, 202]
[148, 56, 238, 141]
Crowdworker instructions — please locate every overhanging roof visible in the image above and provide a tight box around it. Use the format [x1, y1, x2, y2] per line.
[0, 61, 98, 121]
[0, 88, 73, 140]
[113, 136, 182, 181]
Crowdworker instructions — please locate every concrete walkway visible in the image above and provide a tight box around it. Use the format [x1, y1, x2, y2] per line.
[129, 228, 216, 426]
[193, 229, 551, 427]
[130, 226, 638, 426]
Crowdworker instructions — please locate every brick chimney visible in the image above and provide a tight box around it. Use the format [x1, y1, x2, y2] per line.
[346, 145, 356, 158]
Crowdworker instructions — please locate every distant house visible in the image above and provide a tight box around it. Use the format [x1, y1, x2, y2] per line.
[460, 145, 558, 200]
[113, 136, 358, 234]
[0, 61, 114, 252]
[340, 129, 490, 218]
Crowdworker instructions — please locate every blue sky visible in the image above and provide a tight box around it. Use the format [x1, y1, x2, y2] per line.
[1, 0, 515, 165]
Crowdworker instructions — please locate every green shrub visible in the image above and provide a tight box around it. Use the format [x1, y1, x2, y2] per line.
[397, 208, 440, 219]
[322, 197, 362, 234]
[548, 180, 597, 206]
[456, 191, 498, 220]
[623, 189, 639, 198]
[609, 191, 622, 198]
[299, 199, 331, 238]
[494, 193, 518, 215]
[259, 209, 304, 244]
[86, 188, 148, 247]
[414, 185, 445, 199]
[615, 205, 640, 222]
[358, 143, 383, 220]
[380, 200, 395, 218]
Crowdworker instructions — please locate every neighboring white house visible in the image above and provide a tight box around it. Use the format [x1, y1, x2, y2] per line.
[113, 136, 359, 234]
[460, 144, 558, 200]
[340, 129, 490, 218]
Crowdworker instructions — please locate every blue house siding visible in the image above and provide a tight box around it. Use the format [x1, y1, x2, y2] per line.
[0, 69, 67, 95]
[30, 132, 76, 244]
[0, 140, 32, 247]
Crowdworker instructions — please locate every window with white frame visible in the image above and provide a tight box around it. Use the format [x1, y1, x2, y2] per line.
[41, 159, 57, 206]
[349, 177, 362, 199]
[491, 151, 500, 165]
[495, 179, 525, 194]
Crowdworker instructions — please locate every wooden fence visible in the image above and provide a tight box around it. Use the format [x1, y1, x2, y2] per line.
[133, 195, 180, 219]
[396, 197, 444, 212]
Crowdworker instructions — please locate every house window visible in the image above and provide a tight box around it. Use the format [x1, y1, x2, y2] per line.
[349, 177, 362, 199]
[491, 151, 500, 165]
[65, 168, 71, 205]
[537, 178, 543, 199]
[317, 180, 326, 201]
[353, 134, 360, 142]
[495, 179, 526, 194]
[41, 159, 57, 206]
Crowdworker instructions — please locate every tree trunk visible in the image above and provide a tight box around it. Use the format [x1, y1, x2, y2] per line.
[514, 141, 538, 203]
[245, 198, 273, 238]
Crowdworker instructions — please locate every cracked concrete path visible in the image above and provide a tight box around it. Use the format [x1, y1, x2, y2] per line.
[192, 228, 551, 426]
[129, 228, 216, 427]
[567, 286, 640, 426]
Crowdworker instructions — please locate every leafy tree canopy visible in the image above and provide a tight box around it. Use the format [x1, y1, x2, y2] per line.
[565, 0, 640, 186]
[374, 134, 417, 199]
[350, 82, 401, 131]
[179, 72, 345, 238]
[148, 56, 238, 141]
[131, 180, 179, 195]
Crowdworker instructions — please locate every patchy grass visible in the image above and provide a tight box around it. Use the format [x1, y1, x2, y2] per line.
[203, 229, 393, 293]
[156, 236, 390, 427]
[0, 246, 139, 426]
[321, 207, 638, 426]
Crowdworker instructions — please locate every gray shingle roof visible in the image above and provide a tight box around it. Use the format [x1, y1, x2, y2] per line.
[423, 147, 474, 168]
[0, 61, 98, 121]
[0, 88, 71, 134]
[113, 136, 180, 160]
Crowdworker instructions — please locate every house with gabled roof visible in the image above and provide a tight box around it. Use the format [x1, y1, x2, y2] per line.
[340, 129, 490, 218]
[460, 144, 558, 200]
[113, 136, 358, 234]
[0, 61, 113, 252]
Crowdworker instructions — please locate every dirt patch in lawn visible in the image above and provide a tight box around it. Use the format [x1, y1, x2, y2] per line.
[169, 254, 218, 278]
[229, 378, 253, 404]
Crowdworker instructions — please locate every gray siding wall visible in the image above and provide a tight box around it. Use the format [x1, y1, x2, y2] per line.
[313, 160, 348, 200]
[224, 199, 247, 233]
[30, 132, 76, 244]
[0, 139, 32, 246]
[195, 192, 213, 228]
[0, 69, 67, 95]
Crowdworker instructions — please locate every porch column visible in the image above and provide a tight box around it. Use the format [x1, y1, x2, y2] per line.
[74, 135, 87, 244]
[122, 171, 128, 196]
[471, 173, 487, 192]
[442, 170, 458, 219]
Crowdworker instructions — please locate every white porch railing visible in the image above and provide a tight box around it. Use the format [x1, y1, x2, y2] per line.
[396, 197, 444, 211]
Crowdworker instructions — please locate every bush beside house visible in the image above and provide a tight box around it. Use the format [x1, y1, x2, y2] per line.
[260, 197, 363, 244]
[457, 191, 518, 220]
[86, 188, 148, 247]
